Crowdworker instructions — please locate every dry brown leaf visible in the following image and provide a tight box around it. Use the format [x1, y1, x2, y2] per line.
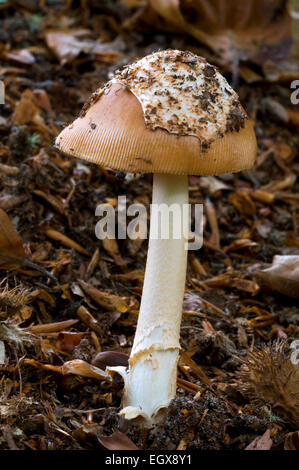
[205, 198, 220, 248]
[231, 278, 260, 295]
[199, 176, 231, 194]
[29, 319, 78, 334]
[1, 48, 35, 66]
[45, 29, 96, 64]
[0, 163, 19, 176]
[77, 305, 103, 336]
[85, 248, 100, 279]
[245, 429, 273, 450]
[0, 208, 26, 269]
[56, 332, 82, 354]
[78, 280, 135, 312]
[62, 359, 111, 381]
[102, 238, 129, 266]
[97, 430, 139, 450]
[229, 191, 256, 216]
[29, 289, 56, 307]
[262, 172, 297, 192]
[102, 237, 119, 257]
[190, 255, 207, 276]
[33, 190, 66, 215]
[203, 271, 260, 295]
[0, 194, 28, 212]
[33, 89, 53, 114]
[44, 228, 89, 256]
[25, 358, 111, 382]
[13, 89, 41, 126]
[255, 255, 299, 299]
[45, 29, 121, 65]
[148, 0, 292, 66]
[109, 269, 145, 284]
[250, 190, 275, 204]
[224, 239, 258, 253]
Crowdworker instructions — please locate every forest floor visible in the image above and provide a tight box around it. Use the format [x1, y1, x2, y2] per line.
[0, 0, 298, 451]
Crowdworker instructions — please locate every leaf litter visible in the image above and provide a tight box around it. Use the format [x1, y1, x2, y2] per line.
[0, 0, 298, 451]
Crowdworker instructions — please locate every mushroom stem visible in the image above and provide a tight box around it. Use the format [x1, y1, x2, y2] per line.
[109, 174, 189, 424]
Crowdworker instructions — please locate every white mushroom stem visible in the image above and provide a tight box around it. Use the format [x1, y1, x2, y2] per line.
[108, 173, 189, 424]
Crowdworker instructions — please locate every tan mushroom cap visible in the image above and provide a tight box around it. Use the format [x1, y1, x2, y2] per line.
[55, 50, 257, 175]
[56, 83, 256, 176]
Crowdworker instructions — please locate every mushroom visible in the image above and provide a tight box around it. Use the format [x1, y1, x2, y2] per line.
[55, 49, 257, 425]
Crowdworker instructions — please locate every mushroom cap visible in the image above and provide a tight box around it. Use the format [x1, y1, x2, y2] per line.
[55, 50, 257, 176]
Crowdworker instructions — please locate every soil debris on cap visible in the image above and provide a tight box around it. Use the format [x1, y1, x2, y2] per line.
[76, 50, 246, 150]
[108, 50, 247, 148]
